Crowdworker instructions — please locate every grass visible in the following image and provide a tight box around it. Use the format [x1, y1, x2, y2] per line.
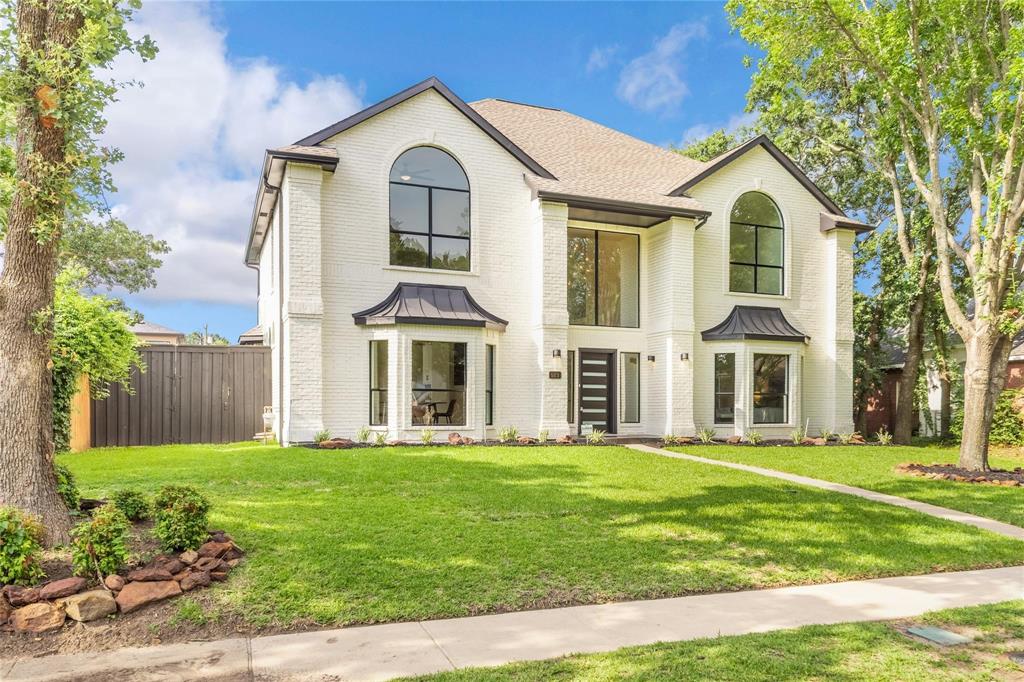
[406, 600, 1024, 681]
[671, 443, 1024, 527]
[60, 442, 1023, 627]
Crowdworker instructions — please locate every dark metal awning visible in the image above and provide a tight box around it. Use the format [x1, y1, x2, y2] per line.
[701, 305, 808, 343]
[353, 283, 508, 331]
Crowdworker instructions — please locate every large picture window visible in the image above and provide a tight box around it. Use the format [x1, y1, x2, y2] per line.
[714, 353, 735, 424]
[389, 147, 470, 271]
[753, 353, 788, 424]
[730, 192, 783, 295]
[567, 228, 639, 327]
[411, 341, 466, 426]
[621, 352, 640, 423]
[369, 340, 388, 426]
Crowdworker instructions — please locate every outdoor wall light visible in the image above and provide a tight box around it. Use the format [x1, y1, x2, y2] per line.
[680, 353, 689, 361]
[647, 355, 656, 363]
[552, 349, 562, 358]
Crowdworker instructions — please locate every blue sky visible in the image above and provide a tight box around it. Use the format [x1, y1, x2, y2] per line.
[111, 2, 758, 341]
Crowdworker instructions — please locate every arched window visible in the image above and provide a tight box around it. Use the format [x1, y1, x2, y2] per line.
[389, 147, 470, 271]
[729, 192, 783, 295]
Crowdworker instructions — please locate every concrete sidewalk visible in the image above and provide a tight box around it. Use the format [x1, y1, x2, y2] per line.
[4, 566, 1022, 681]
[629, 443, 1024, 541]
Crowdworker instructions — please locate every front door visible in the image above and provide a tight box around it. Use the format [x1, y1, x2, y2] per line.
[578, 350, 615, 435]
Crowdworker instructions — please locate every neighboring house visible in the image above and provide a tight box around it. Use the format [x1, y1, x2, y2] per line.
[238, 325, 264, 345]
[245, 77, 871, 445]
[130, 321, 185, 346]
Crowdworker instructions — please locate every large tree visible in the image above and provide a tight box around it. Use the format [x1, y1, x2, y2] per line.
[730, 0, 1024, 469]
[0, 0, 153, 544]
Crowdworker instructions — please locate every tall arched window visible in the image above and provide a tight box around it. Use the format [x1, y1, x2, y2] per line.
[729, 192, 783, 295]
[389, 147, 470, 271]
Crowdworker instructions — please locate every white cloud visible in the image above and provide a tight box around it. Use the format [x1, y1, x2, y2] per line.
[679, 111, 759, 147]
[616, 22, 707, 114]
[101, 3, 364, 305]
[586, 45, 618, 74]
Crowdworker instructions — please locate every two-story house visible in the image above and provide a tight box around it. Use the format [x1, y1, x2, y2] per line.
[245, 77, 871, 445]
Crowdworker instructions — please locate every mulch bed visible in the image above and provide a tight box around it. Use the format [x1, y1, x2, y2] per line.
[896, 462, 1024, 486]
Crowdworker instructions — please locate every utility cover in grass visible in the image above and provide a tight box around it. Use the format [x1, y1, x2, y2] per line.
[906, 626, 972, 646]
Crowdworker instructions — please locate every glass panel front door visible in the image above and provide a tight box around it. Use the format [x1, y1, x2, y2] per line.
[578, 351, 615, 434]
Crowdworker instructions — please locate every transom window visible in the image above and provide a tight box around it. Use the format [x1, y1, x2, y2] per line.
[729, 192, 783, 295]
[389, 147, 470, 271]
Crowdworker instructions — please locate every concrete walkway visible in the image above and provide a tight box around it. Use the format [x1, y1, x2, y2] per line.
[4, 566, 1022, 681]
[628, 444, 1024, 541]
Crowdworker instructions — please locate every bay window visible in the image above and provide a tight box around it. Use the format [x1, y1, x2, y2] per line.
[753, 353, 788, 424]
[411, 341, 466, 426]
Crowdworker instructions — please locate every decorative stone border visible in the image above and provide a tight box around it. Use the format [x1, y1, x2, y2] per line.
[896, 462, 1024, 486]
[0, 531, 244, 634]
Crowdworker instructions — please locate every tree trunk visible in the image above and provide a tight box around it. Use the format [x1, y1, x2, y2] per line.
[958, 332, 1011, 471]
[0, 0, 84, 546]
[939, 374, 951, 440]
[893, 295, 927, 444]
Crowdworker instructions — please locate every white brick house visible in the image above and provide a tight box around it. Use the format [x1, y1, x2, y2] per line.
[245, 77, 871, 445]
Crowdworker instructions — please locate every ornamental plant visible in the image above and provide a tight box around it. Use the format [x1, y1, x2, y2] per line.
[54, 461, 81, 513]
[111, 488, 149, 521]
[70, 504, 130, 577]
[0, 507, 45, 585]
[153, 485, 210, 552]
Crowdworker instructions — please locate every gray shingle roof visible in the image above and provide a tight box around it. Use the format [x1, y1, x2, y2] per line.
[130, 321, 184, 337]
[701, 306, 808, 342]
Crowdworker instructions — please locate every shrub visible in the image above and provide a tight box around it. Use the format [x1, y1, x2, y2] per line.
[663, 434, 679, 445]
[875, 427, 894, 445]
[818, 428, 836, 442]
[951, 388, 1024, 446]
[373, 431, 389, 447]
[696, 425, 717, 444]
[586, 429, 606, 445]
[54, 461, 81, 513]
[538, 429, 549, 443]
[313, 429, 331, 444]
[111, 488, 149, 521]
[0, 507, 45, 585]
[498, 426, 519, 443]
[153, 485, 210, 552]
[70, 504, 130, 577]
[837, 432, 854, 445]
[356, 426, 372, 444]
[746, 430, 764, 445]
[420, 428, 435, 444]
[790, 419, 809, 445]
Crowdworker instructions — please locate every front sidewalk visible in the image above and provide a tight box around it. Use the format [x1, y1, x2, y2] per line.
[5, 566, 1022, 681]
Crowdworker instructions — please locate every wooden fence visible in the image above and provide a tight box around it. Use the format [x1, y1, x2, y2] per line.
[90, 345, 271, 447]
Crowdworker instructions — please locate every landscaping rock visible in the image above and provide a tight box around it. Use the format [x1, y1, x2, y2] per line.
[192, 556, 224, 573]
[447, 432, 463, 444]
[198, 541, 233, 559]
[11, 602, 65, 633]
[226, 558, 240, 568]
[811, 437, 828, 445]
[517, 436, 538, 445]
[127, 566, 174, 582]
[676, 437, 694, 445]
[319, 438, 355, 449]
[385, 439, 407, 446]
[104, 575, 126, 592]
[461, 436, 476, 445]
[179, 550, 199, 565]
[59, 590, 117, 622]
[39, 577, 86, 601]
[556, 434, 575, 444]
[115, 580, 181, 614]
[726, 435, 742, 444]
[0, 596, 11, 624]
[210, 569, 230, 582]
[179, 570, 211, 592]
[4, 586, 40, 607]
[150, 556, 187, 575]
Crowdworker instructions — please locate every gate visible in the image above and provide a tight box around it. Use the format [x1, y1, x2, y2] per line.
[90, 345, 271, 446]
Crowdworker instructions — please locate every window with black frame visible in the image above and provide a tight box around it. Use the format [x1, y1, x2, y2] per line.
[369, 340, 388, 426]
[714, 353, 735, 424]
[389, 147, 470, 271]
[729, 192, 783, 295]
[567, 350, 576, 423]
[485, 344, 494, 426]
[621, 352, 640, 423]
[567, 228, 639, 327]
[411, 341, 466, 425]
[753, 353, 788, 424]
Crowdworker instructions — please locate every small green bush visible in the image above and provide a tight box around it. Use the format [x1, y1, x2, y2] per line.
[54, 461, 81, 512]
[313, 429, 331, 444]
[696, 426, 717, 444]
[356, 426, 372, 444]
[818, 428, 836, 442]
[153, 485, 210, 552]
[0, 507, 45, 585]
[373, 431, 389, 447]
[420, 428, 436, 444]
[875, 427, 894, 445]
[951, 388, 1024, 446]
[538, 429, 549, 443]
[585, 429, 606, 445]
[111, 489, 149, 521]
[745, 430, 764, 445]
[71, 504, 130, 577]
[498, 426, 519, 443]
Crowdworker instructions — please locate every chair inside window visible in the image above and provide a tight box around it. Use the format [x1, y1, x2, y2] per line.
[435, 400, 456, 424]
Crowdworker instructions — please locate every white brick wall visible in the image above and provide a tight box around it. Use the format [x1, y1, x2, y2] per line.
[256, 95, 857, 442]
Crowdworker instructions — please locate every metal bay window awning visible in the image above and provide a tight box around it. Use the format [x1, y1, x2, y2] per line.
[701, 305, 808, 343]
[353, 283, 508, 331]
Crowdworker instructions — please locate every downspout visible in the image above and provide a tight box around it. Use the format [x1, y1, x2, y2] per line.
[277, 196, 285, 445]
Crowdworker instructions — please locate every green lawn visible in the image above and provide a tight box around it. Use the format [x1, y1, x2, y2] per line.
[671, 444, 1024, 527]
[407, 600, 1024, 681]
[60, 443, 1023, 627]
